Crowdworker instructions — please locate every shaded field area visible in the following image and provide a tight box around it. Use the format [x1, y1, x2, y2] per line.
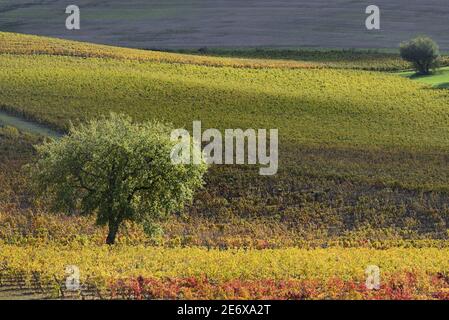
[1, 0, 449, 50]
[176, 48, 413, 71]
[176, 47, 449, 72]
[3, 128, 449, 249]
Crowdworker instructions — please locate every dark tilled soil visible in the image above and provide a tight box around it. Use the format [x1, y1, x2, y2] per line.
[0, 0, 448, 50]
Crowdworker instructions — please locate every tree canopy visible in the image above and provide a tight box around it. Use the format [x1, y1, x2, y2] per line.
[400, 36, 440, 75]
[29, 113, 207, 244]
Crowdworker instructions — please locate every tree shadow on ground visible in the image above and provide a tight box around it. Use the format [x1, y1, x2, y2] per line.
[433, 82, 449, 89]
[408, 70, 444, 79]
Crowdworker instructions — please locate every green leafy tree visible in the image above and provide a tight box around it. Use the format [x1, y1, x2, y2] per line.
[29, 113, 207, 244]
[400, 36, 440, 75]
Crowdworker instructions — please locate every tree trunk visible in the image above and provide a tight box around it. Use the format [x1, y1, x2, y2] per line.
[106, 220, 120, 245]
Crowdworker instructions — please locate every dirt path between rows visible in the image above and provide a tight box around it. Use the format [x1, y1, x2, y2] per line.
[0, 110, 61, 138]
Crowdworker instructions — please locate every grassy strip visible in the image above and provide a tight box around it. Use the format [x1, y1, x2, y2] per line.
[398, 67, 449, 89]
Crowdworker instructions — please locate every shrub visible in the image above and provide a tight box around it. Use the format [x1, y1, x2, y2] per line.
[400, 36, 440, 74]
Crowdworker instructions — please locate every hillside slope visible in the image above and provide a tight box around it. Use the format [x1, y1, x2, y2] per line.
[0, 32, 318, 69]
[0, 32, 448, 149]
[1, 32, 433, 71]
[1, 32, 449, 240]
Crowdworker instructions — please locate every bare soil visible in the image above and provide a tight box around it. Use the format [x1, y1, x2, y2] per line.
[0, 0, 448, 50]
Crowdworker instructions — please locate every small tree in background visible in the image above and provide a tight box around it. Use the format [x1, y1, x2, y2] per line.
[29, 113, 207, 244]
[400, 36, 440, 75]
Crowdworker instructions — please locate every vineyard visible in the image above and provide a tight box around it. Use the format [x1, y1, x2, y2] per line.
[1, 32, 449, 299]
[0, 33, 319, 70]
[2, 245, 449, 299]
[177, 48, 449, 72]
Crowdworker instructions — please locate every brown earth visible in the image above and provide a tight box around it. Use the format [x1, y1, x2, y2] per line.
[0, 0, 448, 50]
